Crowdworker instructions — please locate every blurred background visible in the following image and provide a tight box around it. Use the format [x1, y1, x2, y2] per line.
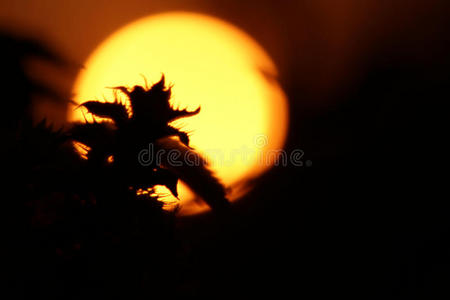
[1, 0, 449, 298]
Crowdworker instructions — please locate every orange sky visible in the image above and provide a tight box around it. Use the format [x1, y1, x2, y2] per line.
[1, 0, 447, 114]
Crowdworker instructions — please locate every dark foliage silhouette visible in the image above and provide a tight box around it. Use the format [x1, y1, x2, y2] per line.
[1, 30, 229, 299]
[70, 74, 230, 210]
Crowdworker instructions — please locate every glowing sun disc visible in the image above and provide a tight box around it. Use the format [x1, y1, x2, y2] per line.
[70, 12, 288, 216]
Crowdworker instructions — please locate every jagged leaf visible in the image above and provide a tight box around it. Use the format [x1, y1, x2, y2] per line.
[79, 101, 129, 124]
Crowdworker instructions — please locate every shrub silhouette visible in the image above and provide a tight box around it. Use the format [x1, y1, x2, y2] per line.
[2, 30, 229, 299]
[70, 75, 230, 210]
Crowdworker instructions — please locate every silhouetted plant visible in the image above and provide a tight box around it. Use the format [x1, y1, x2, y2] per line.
[70, 75, 230, 210]
[2, 29, 229, 299]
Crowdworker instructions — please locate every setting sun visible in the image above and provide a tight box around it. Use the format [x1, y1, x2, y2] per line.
[70, 12, 288, 215]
